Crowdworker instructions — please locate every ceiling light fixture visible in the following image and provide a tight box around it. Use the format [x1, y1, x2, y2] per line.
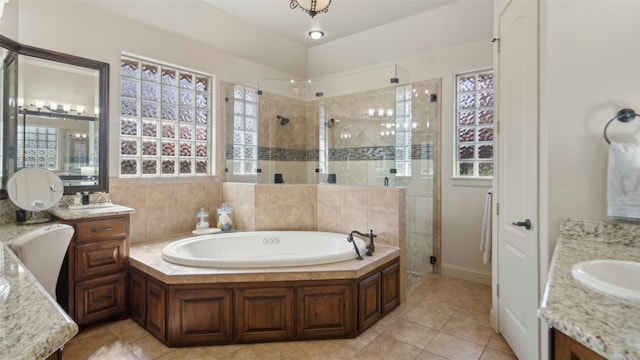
[308, 30, 324, 40]
[290, 0, 331, 18]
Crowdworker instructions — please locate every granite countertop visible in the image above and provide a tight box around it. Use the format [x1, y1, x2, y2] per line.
[130, 233, 401, 284]
[0, 223, 78, 360]
[539, 219, 640, 360]
[48, 204, 135, 220]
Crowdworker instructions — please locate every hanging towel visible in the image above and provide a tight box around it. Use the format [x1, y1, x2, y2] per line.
[607, 142, 640, 221]
[480, 189, 493, 264]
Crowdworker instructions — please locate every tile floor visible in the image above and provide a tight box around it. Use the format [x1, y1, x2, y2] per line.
[62, 275, 516, 360]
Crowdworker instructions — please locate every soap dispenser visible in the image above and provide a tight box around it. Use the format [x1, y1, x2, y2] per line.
[196, 208, 209, 230]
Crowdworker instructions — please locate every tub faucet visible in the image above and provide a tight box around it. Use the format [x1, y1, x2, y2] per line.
[348, 229, 377, 257]
[347, 231, 364, 260]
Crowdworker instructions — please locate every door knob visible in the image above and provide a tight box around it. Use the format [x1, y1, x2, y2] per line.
[512, 219, 532, 230]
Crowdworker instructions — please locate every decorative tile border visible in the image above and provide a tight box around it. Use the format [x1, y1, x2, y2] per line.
[226, 144, 434, 162]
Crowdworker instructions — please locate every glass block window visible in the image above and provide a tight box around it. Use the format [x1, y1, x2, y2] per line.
[395, 84, 412, 177]
[17, 125, 58, 169]
[318, 105, 327, 175]
[119, 55, 214, 177]
[232, 85, 258, 175]
[455, 69, 494, 178]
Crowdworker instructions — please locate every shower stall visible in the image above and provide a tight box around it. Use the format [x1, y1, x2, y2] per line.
[222, 65, 440, 275]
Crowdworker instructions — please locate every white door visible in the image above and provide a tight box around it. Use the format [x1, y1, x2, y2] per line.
[496, 0, 539, 359]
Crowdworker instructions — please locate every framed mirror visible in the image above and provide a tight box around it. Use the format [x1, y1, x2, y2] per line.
[0, 35, 109, 198]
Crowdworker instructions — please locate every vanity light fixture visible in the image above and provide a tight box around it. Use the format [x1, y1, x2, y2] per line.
[308, 30, 324, 40]
[290, 0, 331, 18]
[27, 99, 88, 116]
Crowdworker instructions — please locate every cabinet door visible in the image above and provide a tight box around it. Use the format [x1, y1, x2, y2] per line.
[75, 239, 126, 280]
[359, 272, 381, 331]
[381, 261, 400, 314]
[235, 287, 294, 342]
[297, 284, 354, 339]
[553, 329, 606, 360]
[75, 272, 127, 325]
[129, 270, 146, 325]
[168, 288, 233, 346]
[146, 281, 166, 341]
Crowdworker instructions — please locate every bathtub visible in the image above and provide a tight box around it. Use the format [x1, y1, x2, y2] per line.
[161, 231, 368, 268]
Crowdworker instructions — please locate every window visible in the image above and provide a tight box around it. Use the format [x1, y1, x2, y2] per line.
[319, 105, 327, 174]
[455, 69, 494, 178]
[395, 84, 412, 176]
[18, 125, 58, 169]
[231, 85, 258, 175]
[119, 55, 214, 177]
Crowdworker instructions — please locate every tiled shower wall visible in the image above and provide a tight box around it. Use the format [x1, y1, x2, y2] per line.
[222, 78, 440, 275]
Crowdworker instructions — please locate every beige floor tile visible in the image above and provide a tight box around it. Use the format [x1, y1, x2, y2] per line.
[440, 315, 493, 345]
[127, 335, 173, 360]
[355, 335, 423, 360]
[480, 348, 518, 360]
[381, 318, 438, 349]
[486, 332, 515, 355]
[399, 300, 451, 330]
[62, 331, 129, 360]
[105, 318, 150, 344]
[416, 350, 448, 360]
[424, 332, 485, 360]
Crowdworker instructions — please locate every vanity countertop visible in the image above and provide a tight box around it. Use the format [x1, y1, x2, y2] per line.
[539, 218, 640, 359]
[48, 203, 135, 220]
[0, 223, 78, 360]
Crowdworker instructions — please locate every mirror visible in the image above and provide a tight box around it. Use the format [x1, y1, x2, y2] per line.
[6, 167, 63, 212]
[0, 35, 109, 198]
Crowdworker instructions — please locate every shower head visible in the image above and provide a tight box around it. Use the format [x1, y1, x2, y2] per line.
[277, 115, 290, 126]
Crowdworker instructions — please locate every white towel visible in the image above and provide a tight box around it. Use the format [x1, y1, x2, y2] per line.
[607, 142, 640, 221]
[480, 189, 493, 264]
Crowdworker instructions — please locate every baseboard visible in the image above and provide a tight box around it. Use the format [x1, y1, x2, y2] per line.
[441, 264, 491, 285]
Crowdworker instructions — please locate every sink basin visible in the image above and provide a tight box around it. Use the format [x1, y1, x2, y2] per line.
[572, 260, 640, 302]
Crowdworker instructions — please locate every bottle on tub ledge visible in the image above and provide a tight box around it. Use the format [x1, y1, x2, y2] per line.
[196, 208, 209, 230]
[217, 203, 233, 232]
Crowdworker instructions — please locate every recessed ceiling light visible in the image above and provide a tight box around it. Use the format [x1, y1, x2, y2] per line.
[308, 30, 325, 40]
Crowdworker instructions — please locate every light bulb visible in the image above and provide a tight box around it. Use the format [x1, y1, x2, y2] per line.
[76, 105, 85, 114]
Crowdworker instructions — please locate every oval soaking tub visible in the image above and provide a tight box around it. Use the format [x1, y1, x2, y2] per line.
[161, 231, 367, 268]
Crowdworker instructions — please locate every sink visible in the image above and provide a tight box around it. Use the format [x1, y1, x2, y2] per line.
[572, 260, 640, 302]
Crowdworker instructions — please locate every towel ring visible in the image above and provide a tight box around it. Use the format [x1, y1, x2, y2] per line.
[603, 108, 639, 144]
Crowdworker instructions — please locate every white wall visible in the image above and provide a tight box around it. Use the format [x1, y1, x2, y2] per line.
[541, 0, 640, 268]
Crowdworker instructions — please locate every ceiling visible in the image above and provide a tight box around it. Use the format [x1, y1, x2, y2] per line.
[85, 0, 464, 77]
[204, 0, 458, 47]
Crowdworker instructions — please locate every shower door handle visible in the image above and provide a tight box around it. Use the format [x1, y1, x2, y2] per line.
[511, 219, 531, 230]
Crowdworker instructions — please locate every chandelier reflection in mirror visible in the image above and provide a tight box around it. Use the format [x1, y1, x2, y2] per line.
[290, 0, 331, 18]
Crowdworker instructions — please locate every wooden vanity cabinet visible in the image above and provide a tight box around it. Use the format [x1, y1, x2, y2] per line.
[552, 328, 606, 360]
[60, 214, 130, 325]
